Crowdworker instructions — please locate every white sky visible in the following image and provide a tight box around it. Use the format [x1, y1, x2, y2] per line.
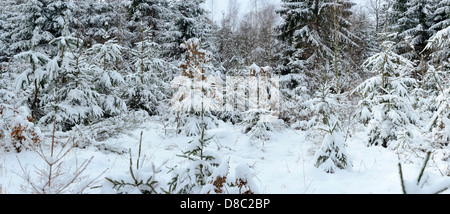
[202, 0, 370, 24]
[203, 0, 282, 23]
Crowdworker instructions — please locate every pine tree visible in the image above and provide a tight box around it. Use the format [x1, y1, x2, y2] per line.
[389, 0, 408, 35]
[40, 30, 103, 130]
[425, 25, 450, 148]
[167, 124, 221, 194]
[126, 0, 174, 46]
[171, 38, 221, 136]
[13, 49, 50, 118]
[170, 0, 212, 58]
[77, 0, 127, 47]
[302, 81, 350, 173]
[275, 0, 358, 92]
[429, 0, 450, 33]
[396, 0, 432, 58]
[4, 0, 74, 58]
[353, 41, 418, 148]
[428, 1, 450, 63]
[126, 24, 172, 115]
[0, 0, 17, 62]
[88, 33, 127, 118]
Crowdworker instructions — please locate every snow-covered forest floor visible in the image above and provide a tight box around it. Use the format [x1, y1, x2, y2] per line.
[1, 112, 448, 194]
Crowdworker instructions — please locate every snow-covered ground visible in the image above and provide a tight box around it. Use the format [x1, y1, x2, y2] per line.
[1, 114, 448, 194]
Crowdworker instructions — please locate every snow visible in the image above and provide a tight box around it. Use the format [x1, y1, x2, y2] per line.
[1, 116, 448, 194]
[0, 0, 449, 195]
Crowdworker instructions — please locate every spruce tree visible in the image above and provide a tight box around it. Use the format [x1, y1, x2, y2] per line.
[275, 0, 357, 92]
[13, 49, 50, 118]
[126, 24, 172, 115]
[40, 30, 103, 130]
[171, 38, 220, 136]
[88, 33, 127, 118]
[170, 0, 212, 58]
[398, 0, 432, 58]
[353, 41, 418, 148]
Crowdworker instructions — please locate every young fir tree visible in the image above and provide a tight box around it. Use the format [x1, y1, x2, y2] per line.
[126, 23, 172, 115]
[425, 26, 450, 148]
[40, 29, 103, 130]
[167, 124, 221, 194]
[170, 38, 221, 136]
[13, 49, 50, 119]
[353, 41, 418, 148]
[303, 81, 350, 173]
[88, 32, 127, 118]
[167, 38, 222, 193]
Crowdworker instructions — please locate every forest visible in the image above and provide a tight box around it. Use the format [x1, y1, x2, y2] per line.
[0, 0, 449, 194]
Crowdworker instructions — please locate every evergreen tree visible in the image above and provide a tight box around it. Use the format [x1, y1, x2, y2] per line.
[88, 34, 127, 118]
[303, 81, 350, 173]
[167, 124, 221, 194]
[353, 41, 418, 148]
[170, 0, 212, 58]
[76, 0, 126, 47]
[171, 38, 221, 136]
[126, 24, 172, 115]
[40, 31, 102, 130]
[429, 0, 450, 33]
[13, 49, 50, 118]
[4, 0, 75, 58]
[126, 0, 175, 48]
[396, 0, 432, 58]
[428, 0, 450, 63]
[275, 0, 358, 92]
[425, 26, 450, 148]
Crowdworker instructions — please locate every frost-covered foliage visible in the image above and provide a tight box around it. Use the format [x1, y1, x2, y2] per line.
[17, 120, 101, 194]
[395, 0, 432, 57]
[275, 0, 358, 86]
[39, 34, 103, 130]
[430, 0, 450, 34]
[13, 50, 50, 114]
[241, 64, 280, 144]
[354, 41, 418, 148]
[88, 36, 127, 117]
[170, 0, 212, 58]
[279, 73, 311, 128]
[425, 26, 450, 148]
[427, 88, 450, 147]
[104, 160, 168, 194]
[126, 27, 172, 115]
[304, 82, 350, 173]
[171, 38, 220, 136]
[168, 125, 221, 194]
[2, 0, 75, 58]
[314, 131, 350, 173]
[200, 160, 259, 194]
[104, 133, 169, 194]
[0, 105, 42, 153]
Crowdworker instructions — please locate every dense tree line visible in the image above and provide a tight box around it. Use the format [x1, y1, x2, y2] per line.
[0, 0, 449, 160]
